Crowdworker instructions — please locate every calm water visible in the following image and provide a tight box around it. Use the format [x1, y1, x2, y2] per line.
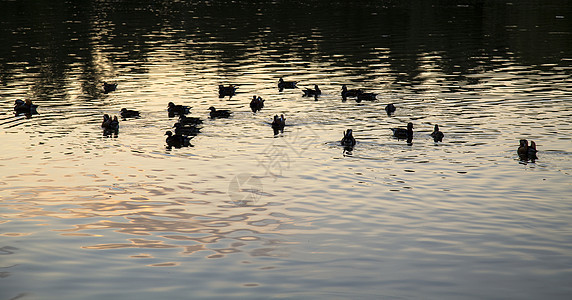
[1, 1, 572, 299]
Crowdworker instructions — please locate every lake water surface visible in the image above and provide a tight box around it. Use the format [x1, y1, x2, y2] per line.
[1, 1, 572, 299]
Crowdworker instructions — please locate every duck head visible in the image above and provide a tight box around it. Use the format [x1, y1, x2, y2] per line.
[407, 122, 414, 130]
[208, 106, 216, 112]
[434, 124, 440, 131]
[165, 131, 173, 137]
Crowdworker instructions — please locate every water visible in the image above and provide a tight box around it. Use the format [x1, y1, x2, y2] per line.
[1, 1, 572, 299]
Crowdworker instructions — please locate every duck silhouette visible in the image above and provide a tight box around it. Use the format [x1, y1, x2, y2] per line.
[430, 124, 444, 142]
[357, 91, 377, 101]
[341, 85, 362, 100]
[102, 115, 119, 137]
[271, 114, 286, 135]
[103, 82, 117, 94]
[528, 141, 538, 162]
[517, 139, 528, 160]
[178, 115, 203, 125]
[218, 85, 237, 98]
[278, 78, 298, 91]
[168, 102, 191, 116]
[385, 103, 396, 115]
[341, 129, 357, 148]
[120, 108, 140, 119]
[14, 99, 38, 116]
[302, 85, 321, 97]
[173, 123, 200, 136]
[250, 96, 265, 113]
[208, 106, 231, 118]
[165, 130, 193, 148]
[392, 122, 413, 143]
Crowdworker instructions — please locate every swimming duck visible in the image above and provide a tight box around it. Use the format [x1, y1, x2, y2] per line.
[392, 122, 413, 142]
[218, 85, 237, 98]
[357, 91, 377, 101]
[208, 106, 231, 118]
[385, 103, 396, 115]
[341, 85, 362, 100]
[168, 102, 191, 116]
[430, 124, 444, 142]
[102, 115, 119, 136]
[165, 130, 193, 148]
[250, 96, 265, 113]
[278, 78, 298, 91]
[178, 115, 203, 125]
[271, 114, 286, 135]
[517, 139, 528, 160]
[120, 108, 140, 118]
[101, 114, 111, 129]
[14, 99, 38, 116]
[173, 123, 201, 136]
[341, 129, 357, 148]
[103, 82, 117, 94]
[528, 141, 538, 161]
[302, 85, 321, 97]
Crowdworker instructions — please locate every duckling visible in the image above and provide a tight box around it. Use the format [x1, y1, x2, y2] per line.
[278, 78, 298, 91]
[392, 122, 413, 142]
[173, 123, 200, 136]
[517, 139, 528, 160]
[430, 124, 444, 142]
[341, 85, 362, 100]
[250, 95, 265, 113]
[14, 99, 39, 116]
[167, 102, 191, 116]
[341, 129, 357, 148]
[120, 108, 140, 118]
[208, 106, 231, 118]
[271, 114, 286, 135]
[385, 103, 396, 115]
[357, 91, 377, 101]
[528, 141, 538, 162]
[302, 85, 321, 97]
[218, 85, 237, 98]
[103, 82, 117, 94]
[178, 115, 203, 125]
[165, 130, 193, 148]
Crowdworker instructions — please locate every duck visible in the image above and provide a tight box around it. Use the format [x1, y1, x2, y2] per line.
[271, 114, 286, 135]
[165, 130, 193, 148]
[250, 95, 265, 113]
[173, 123, 200, 136]
[120, 108, 140, 118]
[168, 102, 191, 116]
[101, 114, 111, 129]
[341, 129, 357, 148]
[392, 122, 413, 142]
[357, 91, 377, 101]
[385, 103, 396, 115]
[109, 116, 119, 131]
[302, 85, 321, 97]
[517, 139, 528, 160]
[102, 115, 119, 136]
[430, 124, 444, 142]
[278, 78, 298, 91]
[208, 106, 231, 118]
[341, 85, 362, 100]
[103, 82, 117, 94]
[218, 85, 237, 98]
[178, 115, 203, 125]
[528, 141, 538, 161]
[14, 99, 39, 116]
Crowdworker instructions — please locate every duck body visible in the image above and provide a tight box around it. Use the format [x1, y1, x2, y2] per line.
[357, 91, 377, 101]
[14, 99, 39, 116]
[250, 96, 265, 113]
[385, 103, 396, 115]
[392, 122, 413, 142]
[517, 139, 528, 160]
[120, 108, 140, 118]
[341, 85, 362, 100]
[341, 129, 356, 148]
[302, 85, 321, 97]
[271, 114, 286, 135]
[178, 115, 203, 125]
[173, 123, 200, 136]
[430, 124, 444, 142]
[168, 102, 191, 116]
[218, 85, 237, 98]
[278, 78, 297, 91]
[103, 82, 117, 94]
[208, 106, 231, 118]
[165, 130, 193, 148]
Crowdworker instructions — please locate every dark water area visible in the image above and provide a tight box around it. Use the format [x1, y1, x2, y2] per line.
[1, 1, 572, 299]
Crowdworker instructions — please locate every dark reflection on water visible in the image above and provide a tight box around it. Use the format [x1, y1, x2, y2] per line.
[1, 1, 572, 299]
